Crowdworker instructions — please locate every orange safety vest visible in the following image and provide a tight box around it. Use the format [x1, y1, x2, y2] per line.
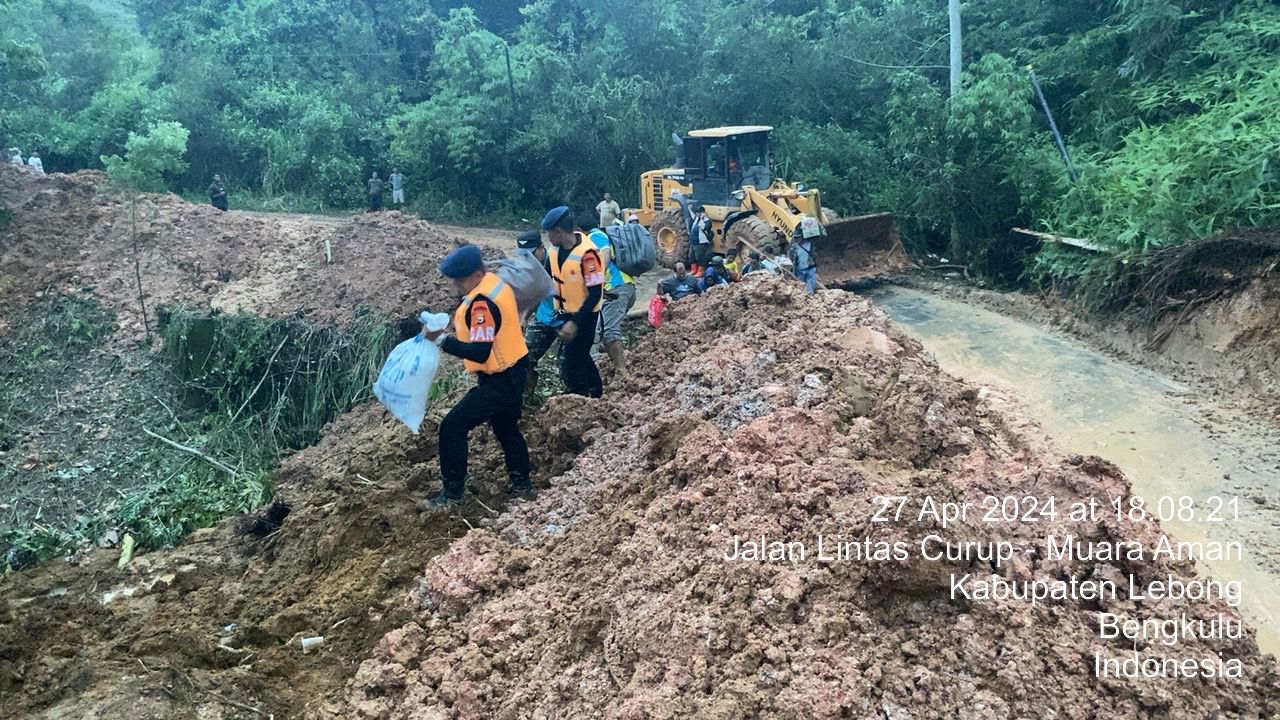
[453, 272, 528, 374]
[549, 234, 604, 314]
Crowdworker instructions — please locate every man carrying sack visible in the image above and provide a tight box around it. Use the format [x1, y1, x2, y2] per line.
[542, 205, 605, 398]
[420, 244, 535, 509]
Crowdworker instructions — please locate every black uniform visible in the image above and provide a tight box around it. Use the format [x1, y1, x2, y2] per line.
[437, 297, 531, 499]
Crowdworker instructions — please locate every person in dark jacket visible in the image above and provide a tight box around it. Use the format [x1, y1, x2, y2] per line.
[658, 263, 704, 301]
[208, 175, 228, 211]
[741, 251, 768, 275]
[367, 171, 384, 212]
[701, 256, 732, 289]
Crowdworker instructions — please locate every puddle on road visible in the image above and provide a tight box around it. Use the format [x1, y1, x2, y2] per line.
[867, 286, 1280, 656]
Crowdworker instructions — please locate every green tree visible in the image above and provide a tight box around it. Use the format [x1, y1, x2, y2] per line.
[102, 120, 190, 192]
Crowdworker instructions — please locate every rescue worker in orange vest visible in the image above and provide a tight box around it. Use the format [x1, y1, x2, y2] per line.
[541, 205, 605, 398]
[420, 244, 534, 508]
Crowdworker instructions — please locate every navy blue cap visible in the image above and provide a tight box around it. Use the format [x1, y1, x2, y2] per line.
[516, 230, 542, 249]
[540, 205, 572, 231]
[439, 244, 484, 278]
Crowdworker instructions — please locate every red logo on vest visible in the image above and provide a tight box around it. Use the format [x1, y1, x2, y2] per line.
[469, 299, 496, 342]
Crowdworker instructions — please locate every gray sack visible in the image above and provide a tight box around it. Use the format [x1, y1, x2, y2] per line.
[604, 223, 657, 277]
[487, 251, 555, 317]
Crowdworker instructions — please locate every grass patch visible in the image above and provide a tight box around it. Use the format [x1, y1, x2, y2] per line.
[2, 299, 403, 570]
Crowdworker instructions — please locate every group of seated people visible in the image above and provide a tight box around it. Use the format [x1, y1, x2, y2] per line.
[657, 245, 793, 301]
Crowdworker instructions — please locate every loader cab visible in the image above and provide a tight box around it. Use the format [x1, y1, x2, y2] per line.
[680, 126, 773, 208]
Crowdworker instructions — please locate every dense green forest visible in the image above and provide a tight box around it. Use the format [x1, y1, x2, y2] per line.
[2, 0, 1278, 290]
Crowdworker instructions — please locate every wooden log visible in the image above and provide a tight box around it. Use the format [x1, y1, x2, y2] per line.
[1012, 227, 1109, 253]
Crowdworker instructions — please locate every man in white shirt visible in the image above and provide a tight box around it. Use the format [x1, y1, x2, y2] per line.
[596, 193, 621, 227]
[389, 167, 405, 206]
[27, 151, 44, 174]
[8, 148, 23, 165]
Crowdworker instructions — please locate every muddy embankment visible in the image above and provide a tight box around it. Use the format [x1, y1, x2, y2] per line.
[1, 165, 1278, 718]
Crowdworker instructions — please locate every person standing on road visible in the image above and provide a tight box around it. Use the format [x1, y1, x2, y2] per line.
[420, 244, 534, 509]
[389, 167, 406, 208]
[790, 217, 822, 294]
[689, 204, 712, 276]
[596, 192, 621, 228]
[26, 151, 44, 174]
[208, 175, 229, 211]
[367, 171, 384, 212]
[517, 230, 563, 399]
[542, 205, 604, 398]
[581, 214, 636, 379]
[8, 148, 24, 165]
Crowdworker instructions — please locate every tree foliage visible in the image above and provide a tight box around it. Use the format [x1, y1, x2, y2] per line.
[102, 120, 190, 191]
[1, 0, 1276, 291]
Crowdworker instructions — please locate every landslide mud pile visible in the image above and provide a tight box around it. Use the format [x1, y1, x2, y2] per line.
[0, 164, 465, 338]
[335, 277, 1279, 719]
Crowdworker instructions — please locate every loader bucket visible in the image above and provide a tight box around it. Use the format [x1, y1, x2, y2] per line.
[819, 212, 911, 284]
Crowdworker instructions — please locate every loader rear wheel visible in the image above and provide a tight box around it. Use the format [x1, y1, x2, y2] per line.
[650, 208, 688, 269]
[725, 216, 781, 268]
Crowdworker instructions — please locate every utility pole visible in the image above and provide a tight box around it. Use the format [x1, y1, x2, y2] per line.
[948, 0, 964, 261]
[499, 40, 517, 182]
[949, 0, 962, 97]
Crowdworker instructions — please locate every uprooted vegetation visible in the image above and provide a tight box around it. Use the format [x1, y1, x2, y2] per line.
[0, 297, 401, 567]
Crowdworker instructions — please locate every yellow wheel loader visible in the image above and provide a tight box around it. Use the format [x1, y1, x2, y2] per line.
[626, 126, 907, 282]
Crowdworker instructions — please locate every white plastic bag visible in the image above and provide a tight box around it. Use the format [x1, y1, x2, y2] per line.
[373, 312, 450, 433]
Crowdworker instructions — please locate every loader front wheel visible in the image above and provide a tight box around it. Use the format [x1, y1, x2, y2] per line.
[650, 208, 688, 269]
[726, 216, 781, 268]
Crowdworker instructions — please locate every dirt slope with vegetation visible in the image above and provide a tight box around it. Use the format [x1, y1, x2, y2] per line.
[2, 273, 1276, 718]
[0, 163, 482, 567]
[0, 164, 466, 338]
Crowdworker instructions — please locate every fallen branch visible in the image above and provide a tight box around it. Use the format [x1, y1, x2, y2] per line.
[230, 335, 289, 424]
[142, 427, 239, 477]
[1012, 227, 1108, 253]
[469, 492, 499, 518]
[732, 235, 828, 290]
[214, 693, 266, 717]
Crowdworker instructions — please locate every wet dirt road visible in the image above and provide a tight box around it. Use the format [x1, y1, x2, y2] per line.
[866, 285, 1280, 656]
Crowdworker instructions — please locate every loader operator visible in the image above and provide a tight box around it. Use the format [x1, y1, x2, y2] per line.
[420, 244, 534, 509]
[541, 205, 604, 398]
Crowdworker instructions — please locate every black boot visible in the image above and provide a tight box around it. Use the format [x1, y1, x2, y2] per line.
[420, 479, 465, 511]
[507, 476, 536, 501]
[424, 492, 463, 510]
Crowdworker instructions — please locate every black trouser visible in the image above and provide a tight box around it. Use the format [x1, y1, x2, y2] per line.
[438, 358, 530, 498]
[559, 311, 602, 398]
[368, 192, 382, 212]
[211, 196, 228, 211]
